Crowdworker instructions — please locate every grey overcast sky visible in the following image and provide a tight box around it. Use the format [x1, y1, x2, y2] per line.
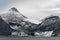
[0, 0, 60, 20]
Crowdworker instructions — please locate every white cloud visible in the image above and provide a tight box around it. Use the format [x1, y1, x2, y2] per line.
[11, 0, 60, 20]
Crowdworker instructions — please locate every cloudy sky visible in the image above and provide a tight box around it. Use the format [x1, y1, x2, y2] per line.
[0, 0, 60, 20]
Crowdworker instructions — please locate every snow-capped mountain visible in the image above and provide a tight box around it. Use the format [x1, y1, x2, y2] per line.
[0, 7, 27, 23]
[0, 7, 39, 24]
[8, 7, 27, 19]
[0, 7, 37, 35]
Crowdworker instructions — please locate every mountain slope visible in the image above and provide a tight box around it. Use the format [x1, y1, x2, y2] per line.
[37, 15, 60, 36]
[0, 16, 14, 35]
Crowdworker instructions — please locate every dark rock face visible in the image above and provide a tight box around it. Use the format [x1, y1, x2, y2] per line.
[37, 16, 60, 36]
[0, 16, 13, 36]
[9, 7, 19, 12]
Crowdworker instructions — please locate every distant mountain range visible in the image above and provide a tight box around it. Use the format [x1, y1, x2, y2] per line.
[0, 7, 60, 36]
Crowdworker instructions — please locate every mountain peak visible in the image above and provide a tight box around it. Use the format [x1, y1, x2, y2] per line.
[8, 7, 27, 19]
[9, 7, 19, 12]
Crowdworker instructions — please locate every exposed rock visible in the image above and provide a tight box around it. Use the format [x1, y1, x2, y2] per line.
[37, 16, 60, 36]
[0, 16, 14, 36]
